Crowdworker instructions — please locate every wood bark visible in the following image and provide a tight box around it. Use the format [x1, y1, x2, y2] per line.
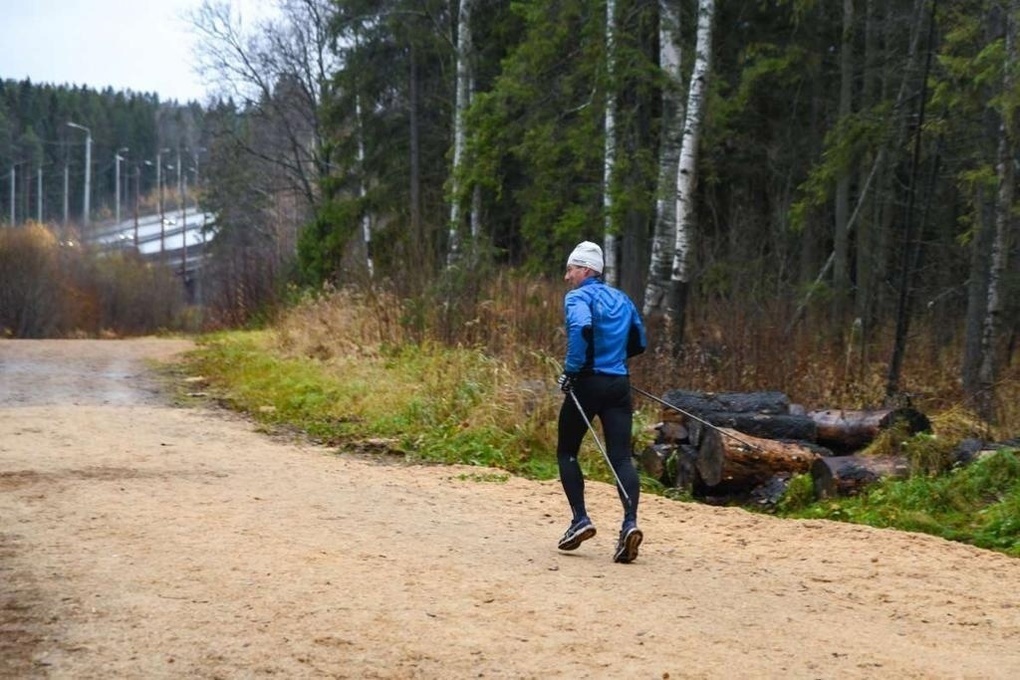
[811, 454, 910, 498]
[963, 183, 992, 396]
[696, 427, 821, 493]
[807, 407, 931, 451]
[668, 0, 715, 351]
[642, 0, 685, 318]
[976, 0, 1018, 421]
[661, 410, 817, 442]
[661, 389, 792, 415]
[602, 0, 619, 286]
[886, 0, 937, 397]
[355, 88, 374, 277]
[446, 0, 473, 267]
[637, 442, 672, 482]
[654, 393, 929, 452]
[833, 0, 854, 324]
[645, 389, 935, 499]
[409, 41, 423, 261]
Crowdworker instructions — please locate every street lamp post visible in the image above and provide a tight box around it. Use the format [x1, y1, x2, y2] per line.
[66, 122, 92, 228]
[182, 169, 189, 295]
[156, 148, 170, 260]
[192, 147, 206, 190]
[134, 162, 142, 248]
[63, 163, 69, 227]
[115, 147, 129, 225]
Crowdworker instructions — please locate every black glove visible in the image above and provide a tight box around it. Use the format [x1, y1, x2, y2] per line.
[558, 373, 577, 394]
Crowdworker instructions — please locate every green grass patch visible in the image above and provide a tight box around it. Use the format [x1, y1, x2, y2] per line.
[182, 330, 574, 480]
[777, 450, 1020, 556]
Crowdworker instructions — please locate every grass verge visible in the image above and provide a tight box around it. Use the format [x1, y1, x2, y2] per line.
[777, 450, 1020, 556]
[179, 330, 657, 486]
[175, 323, 1019, 559]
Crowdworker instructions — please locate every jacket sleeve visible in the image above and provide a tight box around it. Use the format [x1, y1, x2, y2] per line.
[626, 303, 647, 358]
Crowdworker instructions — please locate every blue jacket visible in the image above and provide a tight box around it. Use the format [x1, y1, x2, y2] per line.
[564, 277, 647, 375]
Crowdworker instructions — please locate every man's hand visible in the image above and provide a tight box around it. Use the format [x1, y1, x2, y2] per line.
[558, 373, 576, 394]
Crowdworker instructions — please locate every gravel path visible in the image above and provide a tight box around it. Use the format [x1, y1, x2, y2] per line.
[2, 338, 1019, 679]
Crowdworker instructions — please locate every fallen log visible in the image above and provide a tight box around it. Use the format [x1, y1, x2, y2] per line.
[696, 427, 823, 494]
[704, 412, 818, 442]
[661, 389, 792, 415]
[811, 454, 911, 498]
[656, 410, 818, 447]
[807, 408, 932, 452]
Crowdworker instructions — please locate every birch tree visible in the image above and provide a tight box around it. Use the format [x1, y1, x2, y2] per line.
[355, 89, 374, 278]
[447, 0, 474, 267]
[642, 0, 684, 319]
[976, 0, 1018, 421]
[668, 0, 715, 351]
[602, 0, 620, 286]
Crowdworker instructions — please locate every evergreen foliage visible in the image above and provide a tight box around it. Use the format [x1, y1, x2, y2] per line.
[0, 78, 199, 224]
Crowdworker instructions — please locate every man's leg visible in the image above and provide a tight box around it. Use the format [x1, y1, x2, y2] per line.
[600, 377, 643, 564]
[556, 396, 589, 520]
[600, 380, 640, 525]
[556, 395, 599, 550]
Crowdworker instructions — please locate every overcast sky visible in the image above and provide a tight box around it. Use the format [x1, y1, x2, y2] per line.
[0, 0, 274, 103]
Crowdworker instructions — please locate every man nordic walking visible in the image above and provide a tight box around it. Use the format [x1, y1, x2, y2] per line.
[556, 241, 647, 563]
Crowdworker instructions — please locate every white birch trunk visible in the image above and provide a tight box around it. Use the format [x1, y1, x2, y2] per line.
[602, 0, 619, 286]
[356, 92, 374, 278]
[446, 0, 473, 267]
[642, 0, 684, 316]
[976, 0, 1017, 419]
[669, 0, 715, 324]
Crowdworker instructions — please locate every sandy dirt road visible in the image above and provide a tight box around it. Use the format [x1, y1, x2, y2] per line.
[1, 338, 1019, 679]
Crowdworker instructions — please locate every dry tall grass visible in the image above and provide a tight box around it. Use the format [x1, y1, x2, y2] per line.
[271, 276, 1020, 442]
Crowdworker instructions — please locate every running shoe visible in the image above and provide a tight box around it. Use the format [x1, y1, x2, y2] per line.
[613, 524, 643, 563]
[557, 517, 596, 551]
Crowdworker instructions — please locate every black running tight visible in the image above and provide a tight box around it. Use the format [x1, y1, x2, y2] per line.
[557, 374, 640, 526]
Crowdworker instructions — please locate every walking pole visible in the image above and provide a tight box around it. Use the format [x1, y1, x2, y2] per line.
[630, 384, 764, 452]
[567, 389, 632, 506]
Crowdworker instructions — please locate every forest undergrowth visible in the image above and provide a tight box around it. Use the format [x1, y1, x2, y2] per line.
[179, 275, 1020, 557]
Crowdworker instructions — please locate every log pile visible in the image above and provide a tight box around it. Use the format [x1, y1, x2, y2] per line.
[638, 388, 933, 504]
